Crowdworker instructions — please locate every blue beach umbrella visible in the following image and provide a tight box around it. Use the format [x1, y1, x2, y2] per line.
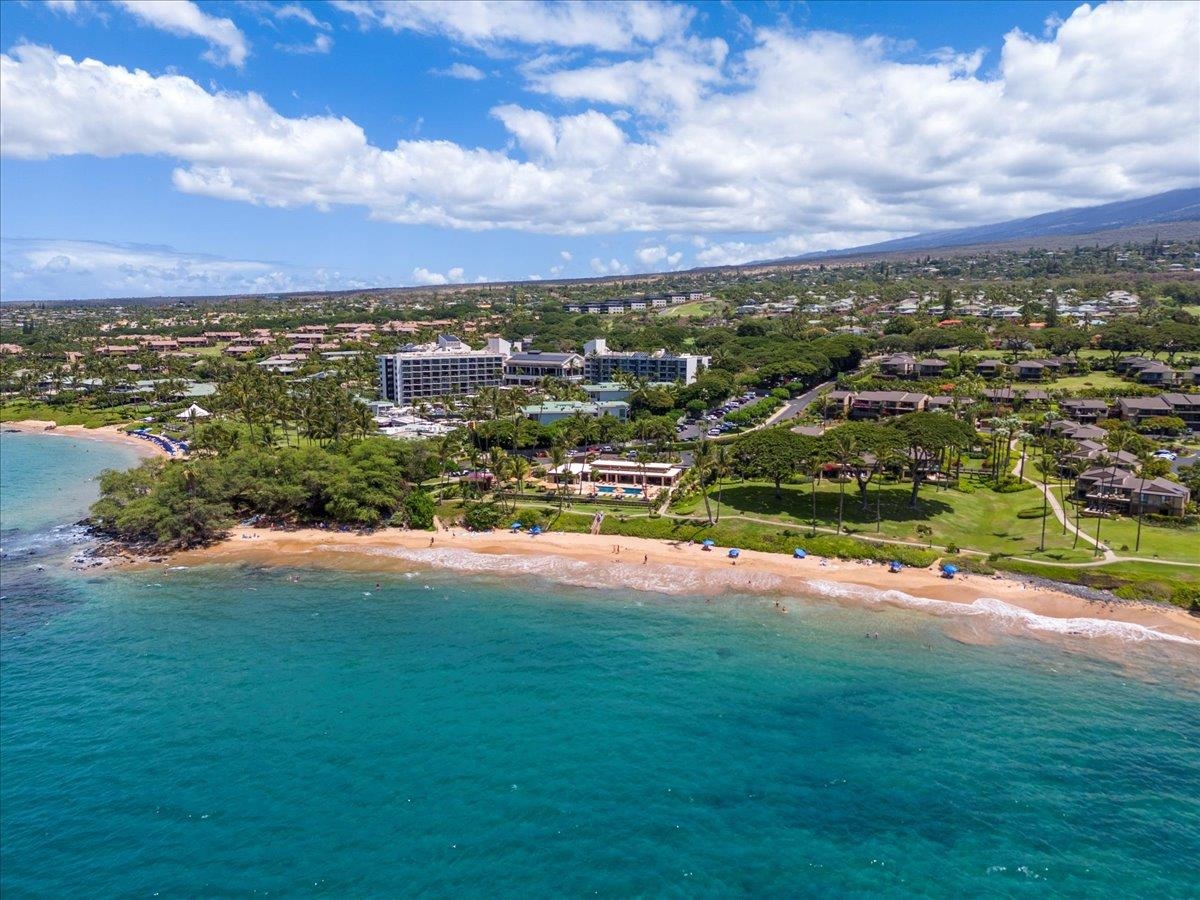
[728, 548, 740, 558]
[510, 522, 523, 531]
[941, 563, 958, 577]
[702, 539, 716, 547]
[889, 560, 903, 572]
[530, 525, 543, 536]
[793, 548, 807, 559]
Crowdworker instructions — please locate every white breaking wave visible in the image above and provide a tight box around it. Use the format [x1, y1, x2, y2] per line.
[310, 543, 1197, 647]
[317, 544, 784, 596]
[802, 579, 1199, 646]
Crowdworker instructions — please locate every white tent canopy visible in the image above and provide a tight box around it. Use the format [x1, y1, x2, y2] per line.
[177, 403, 211, 420]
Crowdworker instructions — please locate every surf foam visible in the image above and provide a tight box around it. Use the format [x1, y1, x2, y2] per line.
[803, 579, 1199, 645]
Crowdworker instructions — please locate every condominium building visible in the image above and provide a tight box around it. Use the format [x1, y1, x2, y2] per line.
[376, 335, 504, 404]
[582, 338, 709, 385]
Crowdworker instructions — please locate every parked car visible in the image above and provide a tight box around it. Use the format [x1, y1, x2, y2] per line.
[1152, 450, 1178, 461]
[707, 427, 722, 436]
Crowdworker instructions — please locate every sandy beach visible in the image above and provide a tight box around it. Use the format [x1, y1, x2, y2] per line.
[2, 419, 167, 458]
[166, 525, 1200, 647]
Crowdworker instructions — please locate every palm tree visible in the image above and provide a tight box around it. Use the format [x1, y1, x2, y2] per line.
[549, 443, 567, 512]
[510, 455, 530, 495]
[713, 444, 731, 523]
[825, 428, 861, 534]
[693, 438, 715, 524]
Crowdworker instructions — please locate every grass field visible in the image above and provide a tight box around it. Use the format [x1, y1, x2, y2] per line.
[669, 476, 1099, 561]
[0, 400, 140, 428]
[1044, 372, 1135, 393]
[992, 558, 1200, 606]
[657, 301, 724, 318]
[1049, 484, 1199, 562]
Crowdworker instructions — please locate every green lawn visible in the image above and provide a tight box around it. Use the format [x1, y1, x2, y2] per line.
[1050, 484, 1199, 562]
[1044, 372, 1132, 393]
[992, 558, 1200, 606]
[0, 400, 141, 428]
[670, 476, 1099, 561]
[657, 301, 724, 318]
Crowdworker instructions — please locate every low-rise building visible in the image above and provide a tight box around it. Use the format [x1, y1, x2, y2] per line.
[521, 400, 629, 426]
[1114, 396, 1172, 426]
[582, 382, 633, 403]
[1161, 392, 1200, 430]
[503, 350, 584, 386]
[1073, 468, 1191, 516]
[1012, 360, 1047, 381]
[1060, 399, 1110, 422]
[1134, 362, 1177, 385]
[879, 354, 916, 376]
[915, 358, 950, 377]
[849, 391, 927, 419]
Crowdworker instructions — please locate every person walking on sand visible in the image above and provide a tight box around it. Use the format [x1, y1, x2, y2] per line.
[429, 537, 435, 547]
[643, 554, 648, 565]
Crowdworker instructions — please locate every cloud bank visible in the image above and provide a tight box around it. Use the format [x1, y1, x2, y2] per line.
[4, 1, 1197, 265]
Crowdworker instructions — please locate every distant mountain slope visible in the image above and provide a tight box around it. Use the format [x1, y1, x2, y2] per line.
[770, 187, 1200, 262]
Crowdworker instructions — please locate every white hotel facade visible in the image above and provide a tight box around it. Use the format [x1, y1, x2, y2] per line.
[376, 335, 504, 405]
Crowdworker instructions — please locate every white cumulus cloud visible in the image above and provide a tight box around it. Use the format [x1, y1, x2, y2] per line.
[2, 1, 1197, 253]
[430, 62, 486, 81]
[331, 0, 693, 52]
[115, 1, 249, 68]
[589, 257, 627, 275]
[0, 237, 369, 301]
[634, 244, 682, 266]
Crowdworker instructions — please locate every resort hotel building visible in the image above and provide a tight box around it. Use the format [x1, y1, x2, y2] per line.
[376, 335, 505, 404]
[582, 338, 710, 385]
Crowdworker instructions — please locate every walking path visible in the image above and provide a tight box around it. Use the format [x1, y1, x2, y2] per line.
[1010, 448, 1114, 561]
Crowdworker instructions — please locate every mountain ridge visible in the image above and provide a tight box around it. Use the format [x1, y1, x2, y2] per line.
[760, 187, 1200, 264]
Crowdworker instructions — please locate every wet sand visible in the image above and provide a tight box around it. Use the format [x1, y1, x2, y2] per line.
[166, 526, 1200, 647]
[2, 420, 167, 458]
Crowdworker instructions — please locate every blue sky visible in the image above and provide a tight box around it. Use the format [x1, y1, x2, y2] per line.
[1, 0, 1197, 300]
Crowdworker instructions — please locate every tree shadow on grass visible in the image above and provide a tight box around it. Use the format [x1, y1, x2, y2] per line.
[712, 483, 956, 527]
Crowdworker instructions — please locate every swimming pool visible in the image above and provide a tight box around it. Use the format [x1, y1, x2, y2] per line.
[597, 486, 644, 496]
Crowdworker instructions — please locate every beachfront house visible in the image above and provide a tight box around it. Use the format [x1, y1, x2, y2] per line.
[1072, 468, 1191, 517]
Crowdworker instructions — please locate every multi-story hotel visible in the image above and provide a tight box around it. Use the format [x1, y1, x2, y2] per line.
[582, 338, 709, 385]
[376, 335, 505, 405]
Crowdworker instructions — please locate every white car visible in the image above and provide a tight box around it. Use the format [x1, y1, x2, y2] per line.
[1152, 450, 1177, 461]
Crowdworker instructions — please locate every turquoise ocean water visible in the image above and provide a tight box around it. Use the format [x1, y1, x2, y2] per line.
[2, 432, 1199, 896]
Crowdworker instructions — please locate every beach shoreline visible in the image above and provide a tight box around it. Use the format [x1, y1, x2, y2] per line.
[2, 419, 167, 458]
[156, 525, 1200, 647]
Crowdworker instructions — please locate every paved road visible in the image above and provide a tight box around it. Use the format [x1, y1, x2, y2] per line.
[766, 380, 834, 426]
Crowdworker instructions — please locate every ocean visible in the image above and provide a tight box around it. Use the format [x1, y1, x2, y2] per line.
[2, 431, 1198, 896]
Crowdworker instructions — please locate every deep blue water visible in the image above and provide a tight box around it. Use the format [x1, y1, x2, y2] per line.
[2, 433, 1199, 896]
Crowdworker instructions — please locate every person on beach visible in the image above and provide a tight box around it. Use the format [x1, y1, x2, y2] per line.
[643, 554, 648, 565]
[429, 537, 435, 547]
